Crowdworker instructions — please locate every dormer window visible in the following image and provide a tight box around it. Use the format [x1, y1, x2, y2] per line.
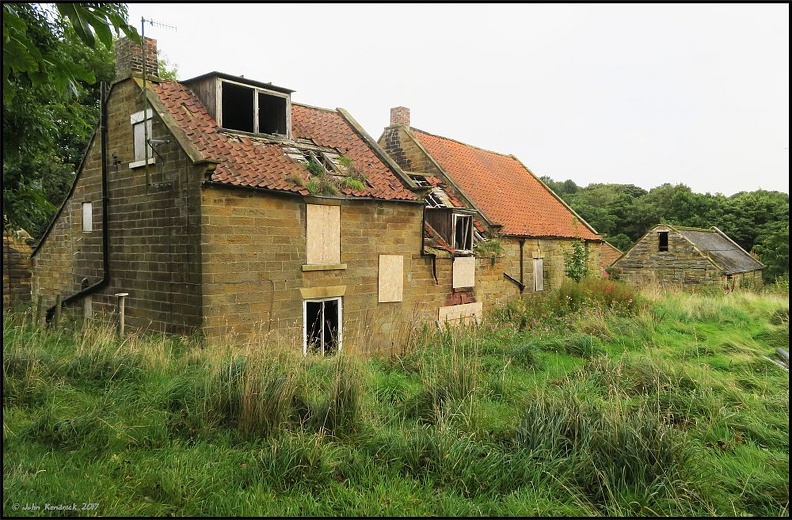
[219, 80, 290, 137]
[425, 207, 475, 253]
[453, 213, 473, 251]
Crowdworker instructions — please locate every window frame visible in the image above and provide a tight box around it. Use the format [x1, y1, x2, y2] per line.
[303, 297, 343, 356]
[452, 213, 473, 252]
[218, 79, 291, 138]
[129, 109, 155, 169]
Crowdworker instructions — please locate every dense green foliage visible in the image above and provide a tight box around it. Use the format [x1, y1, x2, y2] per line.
[543, 178, 789, 284]
[4, 281, 788, 516]
[1, 3, 171, 238]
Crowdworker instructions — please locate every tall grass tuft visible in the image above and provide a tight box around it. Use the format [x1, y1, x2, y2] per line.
[312, 353, 366, 437]
[514, 385, 698, 511]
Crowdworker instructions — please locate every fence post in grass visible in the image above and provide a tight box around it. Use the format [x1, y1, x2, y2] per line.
[115, 292, 129, 337]
[53, 294, 61, 326]
[35, 294, 43, 326]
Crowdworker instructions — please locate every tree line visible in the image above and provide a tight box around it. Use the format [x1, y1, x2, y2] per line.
[542, 177, 789, 284]
[3, 4, 787, 285]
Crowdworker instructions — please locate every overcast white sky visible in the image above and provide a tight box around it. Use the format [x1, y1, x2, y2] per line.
[126, 3, 789, 196]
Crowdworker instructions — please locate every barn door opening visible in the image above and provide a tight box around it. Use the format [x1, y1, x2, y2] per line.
[303, 297, 342, 356]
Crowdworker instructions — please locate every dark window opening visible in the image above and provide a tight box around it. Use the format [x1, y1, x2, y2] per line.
[305, 299, 340, 356]
[258, 92, 287, 135]
[221, 83, 254, 132]
[453, 214, 473, 251]
[658, 231, 669, 252]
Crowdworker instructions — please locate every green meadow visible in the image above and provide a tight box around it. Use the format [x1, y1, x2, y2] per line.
[3, 279, 789, 517]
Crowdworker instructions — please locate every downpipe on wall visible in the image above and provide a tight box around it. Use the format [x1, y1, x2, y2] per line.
[46, 82, 111, 325]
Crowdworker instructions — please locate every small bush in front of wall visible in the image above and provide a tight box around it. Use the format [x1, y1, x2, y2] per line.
[563, 239, 590, 282]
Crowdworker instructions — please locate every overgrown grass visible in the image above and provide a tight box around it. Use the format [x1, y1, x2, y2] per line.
[3, 280, 788, 516]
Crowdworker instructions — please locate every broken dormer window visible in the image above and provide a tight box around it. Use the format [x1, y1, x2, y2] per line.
[220, 80, 290, 137]
[453, 213, 473, 251]
[425, 207, 475, 252]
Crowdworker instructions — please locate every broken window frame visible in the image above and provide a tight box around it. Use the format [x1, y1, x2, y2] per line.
[452, 213, 474, 252]
[409, 174, 432, 188]
[218, 79, 291, 138]
[303, 297, 342, 356]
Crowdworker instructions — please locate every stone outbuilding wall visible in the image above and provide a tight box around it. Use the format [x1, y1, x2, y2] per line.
[3, 228, 33, 310]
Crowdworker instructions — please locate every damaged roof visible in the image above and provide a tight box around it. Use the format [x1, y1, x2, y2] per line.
[409, 129, 600, 240]
[148, 80, 418, 202]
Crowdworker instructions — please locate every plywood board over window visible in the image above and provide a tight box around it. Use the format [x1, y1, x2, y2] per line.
[533, 257, 544, 292]
[438, 302, 483, 325]
[379, 255, 403, 302]
[306, 204, 340, 265]
[452, 256, 476, 288]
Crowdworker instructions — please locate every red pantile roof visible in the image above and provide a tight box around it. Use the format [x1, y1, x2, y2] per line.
[149, 81, 417, 201]
[411, 130, 599, 239]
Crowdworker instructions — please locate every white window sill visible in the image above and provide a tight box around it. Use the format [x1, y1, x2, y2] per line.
[129, 158, 156, 169]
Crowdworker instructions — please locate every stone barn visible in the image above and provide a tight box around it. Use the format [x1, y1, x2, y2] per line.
[610, 224, 764, 290]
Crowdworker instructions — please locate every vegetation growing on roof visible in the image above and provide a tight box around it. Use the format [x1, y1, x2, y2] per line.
[340, 177, 366, 192]
[473, 238, 504, 259]
[306, 158, 324, 177]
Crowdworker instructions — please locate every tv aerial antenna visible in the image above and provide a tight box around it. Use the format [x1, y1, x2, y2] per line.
[139, 17, 177, 189]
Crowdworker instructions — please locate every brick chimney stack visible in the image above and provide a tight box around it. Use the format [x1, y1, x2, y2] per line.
[390, 106, 410, 127]
[115, 37, 159, 81]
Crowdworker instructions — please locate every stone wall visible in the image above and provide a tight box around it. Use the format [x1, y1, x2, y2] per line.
[199, 189, 454, 353]
[32, 79, 204, 332]
[3, 228, 33, 310]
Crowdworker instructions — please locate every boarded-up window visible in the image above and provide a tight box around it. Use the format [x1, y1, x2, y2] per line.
[533, 258, 544, 292]
[438, 301, 483, 325]
[306, 204, 340, 264]
[453, 256, 476, 288]
[378, 255, 403, 302]
[82, 202, 93, 232]
[130, 109, 154, 168]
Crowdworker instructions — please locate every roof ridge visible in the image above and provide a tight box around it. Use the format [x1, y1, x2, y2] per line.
[292, 101, 338, 114]
[411, 128, 515, 159]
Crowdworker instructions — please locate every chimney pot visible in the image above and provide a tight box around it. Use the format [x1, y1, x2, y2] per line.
[390, 106, 410, 127]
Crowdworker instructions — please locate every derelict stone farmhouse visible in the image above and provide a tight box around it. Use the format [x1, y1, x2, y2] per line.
[610, 224, 764, 290]
[30, 37, 606, 353]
